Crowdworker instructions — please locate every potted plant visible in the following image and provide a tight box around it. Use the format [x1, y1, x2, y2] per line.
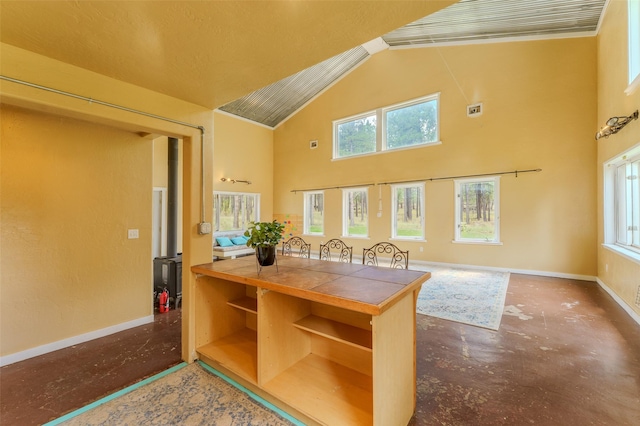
[244, 220, 285, 266]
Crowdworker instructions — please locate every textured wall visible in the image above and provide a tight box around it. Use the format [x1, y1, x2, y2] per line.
[274, 37, 598, 276]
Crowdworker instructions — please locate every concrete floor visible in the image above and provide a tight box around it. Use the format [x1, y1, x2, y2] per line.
[1, 274, 639, 425]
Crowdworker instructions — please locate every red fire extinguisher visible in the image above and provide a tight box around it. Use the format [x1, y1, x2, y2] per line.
[159, 288, 169, 313]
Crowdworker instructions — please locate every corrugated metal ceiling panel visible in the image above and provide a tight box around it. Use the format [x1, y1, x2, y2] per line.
[219, 0, 606, 128]
[383, 0, 606, 46]
[219, 46, 369, 128]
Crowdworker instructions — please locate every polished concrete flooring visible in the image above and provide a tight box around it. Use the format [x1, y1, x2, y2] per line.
[1, 274, 639, 425]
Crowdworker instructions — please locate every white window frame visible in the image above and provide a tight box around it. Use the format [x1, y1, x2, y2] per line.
[333, 111, 377, 159]
[333, 93, 440, 160]
[213, 191, 260, 235]
[381, 94, 440, 151]
[627, 0, 640, 95]
[390, 182, 425, 241]
[604, 143, 640, 263]
[454, 177, 501, 244]
[303, 190, 324, 236]
[341, 187, 369, 238]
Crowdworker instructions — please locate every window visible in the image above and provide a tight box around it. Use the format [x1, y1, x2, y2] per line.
[342, 187, 368, 237]
[628, 0, 640, 92]
[335, 113, 377, 158]
[383, 96, 439, 150]
[303, 191, 324, 235]
[605, 145, 640, 257]
[333, 94, 439, 159]
[454, 177, 500, 243]
[391, 183, 425, 240]
[213, 192, 259, 233]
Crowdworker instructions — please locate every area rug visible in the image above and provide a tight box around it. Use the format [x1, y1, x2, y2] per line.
[50, 362, 301, 426]
[414, 265, 510, 331]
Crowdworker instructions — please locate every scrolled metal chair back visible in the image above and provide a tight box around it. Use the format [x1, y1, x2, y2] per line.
[362, 242, 409, 269]
[319, 238, 353, 263]
[281, 236, 311, 258]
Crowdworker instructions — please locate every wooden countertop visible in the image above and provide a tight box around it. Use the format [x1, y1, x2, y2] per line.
[191, 256, 430, 316]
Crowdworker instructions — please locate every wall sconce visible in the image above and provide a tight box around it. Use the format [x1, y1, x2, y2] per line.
[220, 177, 252, 185]
[595, 110, 638, 140]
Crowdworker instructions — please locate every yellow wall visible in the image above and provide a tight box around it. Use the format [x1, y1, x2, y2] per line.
[596, 1, 640, 317]
[274, 38, 598, 276]
[1, 105, 153, 354]
[213, 112, 274, 221]
[0, 44, 214, 361]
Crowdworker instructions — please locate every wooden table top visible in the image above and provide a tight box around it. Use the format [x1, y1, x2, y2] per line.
[191, 256, 430, 316]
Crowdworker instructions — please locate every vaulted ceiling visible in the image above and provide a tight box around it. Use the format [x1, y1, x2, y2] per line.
[0, 1, 455, 109]
[219, 0, 607, 127]
[0, 1, 607, 128]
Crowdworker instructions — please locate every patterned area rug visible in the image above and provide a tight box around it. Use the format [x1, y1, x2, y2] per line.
[54, 362, 299, 426]
[414, 265, 510, 331]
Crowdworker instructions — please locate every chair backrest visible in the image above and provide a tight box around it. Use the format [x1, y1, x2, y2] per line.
[319, 238, 353, 263]
[281, 236, 311, 258]
[362, 242, 409, 269]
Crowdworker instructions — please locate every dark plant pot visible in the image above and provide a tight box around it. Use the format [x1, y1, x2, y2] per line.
[256, 245, 276, 266]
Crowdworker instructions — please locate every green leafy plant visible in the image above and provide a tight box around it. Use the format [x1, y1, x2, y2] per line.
[244, 220, 285, 248]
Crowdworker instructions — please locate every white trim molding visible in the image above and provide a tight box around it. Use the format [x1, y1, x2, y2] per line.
[0, 315, 154, 367]
[596, 278, 640, 327]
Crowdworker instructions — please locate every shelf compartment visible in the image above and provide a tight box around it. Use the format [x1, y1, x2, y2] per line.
[227, 296, 258, 314]
[264, 353, 372, 426]
[197, 328, 257, 384]
[293, 315, 372, 351]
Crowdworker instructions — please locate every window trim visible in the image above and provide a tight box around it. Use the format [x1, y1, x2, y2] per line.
[341, 187, 369, 238]
[453, 176, 501, 244]
[303, 190, 325, 236]
[390, 182, 426, 241]
[381, 93, 440, 152]
[604, 142, 640, 262]
[332, 93, 441, 160]
[332, 110, 378, 159]
[213, 191, 261, 235]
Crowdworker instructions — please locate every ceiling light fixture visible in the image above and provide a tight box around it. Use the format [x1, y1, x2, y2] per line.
[220, 177, 251, 185]
[595, 110, 638, 140]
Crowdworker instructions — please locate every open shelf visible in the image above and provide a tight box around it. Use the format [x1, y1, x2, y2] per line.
[264, 353, 373, 426]
[227, 296, 258, 314]
[293, 315, 372, 351]
[197, 328, 257, 384]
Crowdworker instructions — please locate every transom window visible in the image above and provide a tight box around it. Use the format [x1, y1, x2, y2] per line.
[454, 177, 500, 244]
[391, 183, 425, 240]
[342, 187, 368, 237]
[333, 94, 439, 159]
[213, 192, 259, 233]
[303, 191, 324, 235]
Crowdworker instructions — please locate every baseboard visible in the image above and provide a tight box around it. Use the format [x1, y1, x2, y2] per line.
[596, 278, 640, 327]
[409, 259, 597, 282]
[0, 315, 154, 367]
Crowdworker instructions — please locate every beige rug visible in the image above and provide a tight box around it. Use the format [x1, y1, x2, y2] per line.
[414, 265, 510, 331]
[51, 362, 300, 426]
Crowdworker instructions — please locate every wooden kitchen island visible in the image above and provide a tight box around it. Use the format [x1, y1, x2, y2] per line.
[191, 256, 430, 426]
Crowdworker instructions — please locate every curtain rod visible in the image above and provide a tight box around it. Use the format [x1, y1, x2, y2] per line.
[291, 182, 375, 193]
[291, 168, 541, 193]
[378, 168, 542, 185]
[1, 75, 210, 230]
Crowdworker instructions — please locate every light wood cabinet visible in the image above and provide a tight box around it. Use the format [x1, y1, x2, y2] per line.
[192, 256, 430, 426]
